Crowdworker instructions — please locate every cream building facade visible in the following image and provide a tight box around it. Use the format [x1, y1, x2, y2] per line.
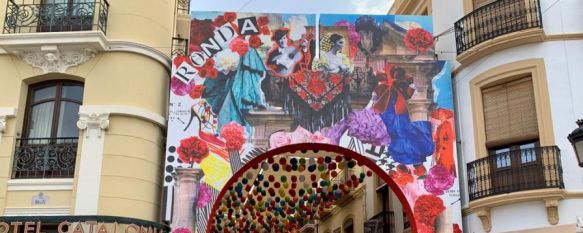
[392, 0, 583, 232]
[0, 0, 186, 228]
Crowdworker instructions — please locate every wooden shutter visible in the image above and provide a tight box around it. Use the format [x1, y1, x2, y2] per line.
[482, 76, 538, 148]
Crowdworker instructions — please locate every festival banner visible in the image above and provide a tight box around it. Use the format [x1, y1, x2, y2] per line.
[164, 11, 462, 233]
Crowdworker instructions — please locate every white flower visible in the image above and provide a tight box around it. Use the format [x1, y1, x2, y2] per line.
[214, 50, 240, 73]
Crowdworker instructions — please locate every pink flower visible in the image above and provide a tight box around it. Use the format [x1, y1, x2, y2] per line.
[269, 131, 292, 149]
[170, 77, 195, 96]
[424, 164, 455, 195]
[172, 227, 191, 233]
[220, 122, 246, 151]
[311, 132, 331, 144]
[197, 184, 212, 208]
[290, 126, 313, 143]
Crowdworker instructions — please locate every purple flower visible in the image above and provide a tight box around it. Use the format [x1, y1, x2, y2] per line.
[197, 184, 212, 208]
[321, 119, 349, 145]
[172, 227, 191, 233]
[171, 77, 195, 96]
[424, 164, 455, 195]
[345, 109, 390, 146]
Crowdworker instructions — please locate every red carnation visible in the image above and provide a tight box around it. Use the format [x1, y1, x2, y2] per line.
[414, 194, 445, 227]
[189, 85, 205, 99]
[198, 69, 207, 77]
[249, 35, 263, 48]
[214, 15, 227, 26]
[203, 58, 215, 68]
[257, 16, 269, 26]
[177, 136, 209, 165]
[220, 122, 247, 151]
[260, 26, 270, 35]
[389, 170, 413, 187]
[229, 37, 249, 56]
[404, 28, 434, 53]
[190, 19, 215, 45]
[307, 76, 326, 96]
[207, 68, 218, 79]
[224, 12, 237, 22]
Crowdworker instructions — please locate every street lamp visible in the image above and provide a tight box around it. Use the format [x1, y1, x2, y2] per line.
[568, 119, 583, 167]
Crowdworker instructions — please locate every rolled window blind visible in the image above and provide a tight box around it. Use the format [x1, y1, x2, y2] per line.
[482, 76, 538, 148]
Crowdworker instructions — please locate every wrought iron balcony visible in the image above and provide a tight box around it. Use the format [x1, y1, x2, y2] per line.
[364, 211, 395, 233]
[12, 137, 78, 179]
[3, 0, 109, 34]
[171, 37, 189, 57]
[467, 146, 564, 201]
[454, 0, 543, 55]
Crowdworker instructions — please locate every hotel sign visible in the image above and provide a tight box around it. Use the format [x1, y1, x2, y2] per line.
[0, 221, 166, 233]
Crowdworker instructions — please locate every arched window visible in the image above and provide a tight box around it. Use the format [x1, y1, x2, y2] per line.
[13, 80, 83, 179]
[343, 218, 353, 233]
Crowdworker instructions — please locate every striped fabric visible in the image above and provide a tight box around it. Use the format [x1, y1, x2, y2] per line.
[196, 183, 219, 233]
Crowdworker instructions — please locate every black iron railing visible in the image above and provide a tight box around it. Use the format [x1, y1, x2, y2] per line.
[176, 0, 190, 15]
[12, 137, 79, 179]
[467, 146, 563, 201]
[364, 211, 394, 233]
[3, 0, 109, 34]
[171, 37, 189, 57]
[454, 0, 543, 54]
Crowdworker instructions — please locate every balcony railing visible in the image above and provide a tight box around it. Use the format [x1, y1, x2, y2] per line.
[364, 211, 395, 233]
[3, 0, 109, 34]
[176, 0, 190, 15]
[171, 37, 189, 57]
[454, 0, 543, 54]
[467, 146, 563, 201]
[12, 137, 79, 179]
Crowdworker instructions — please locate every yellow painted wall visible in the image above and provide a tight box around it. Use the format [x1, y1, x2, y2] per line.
[4, 190, 72, 209]
[97, 115, 165, 221]
[318, 189, 366, 233]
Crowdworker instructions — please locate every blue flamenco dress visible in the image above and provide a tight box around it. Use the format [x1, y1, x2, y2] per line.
[380, 91, 434, 165]
[213, 48, 267, 134]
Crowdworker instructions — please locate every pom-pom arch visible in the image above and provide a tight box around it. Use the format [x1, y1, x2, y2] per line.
[206, 143, 417, 233]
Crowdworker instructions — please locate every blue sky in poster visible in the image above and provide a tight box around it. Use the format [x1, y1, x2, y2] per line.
[191, 11, 316, 26]
[433, 62, 454, 110]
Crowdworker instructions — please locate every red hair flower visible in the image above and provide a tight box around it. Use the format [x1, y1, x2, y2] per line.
[177, 136, 209, 165]
[414, 194, 445, 227]
[220, 122, 247, 151]
[189, 85, 205, 99]
[224, 12, 237, 22]
[257, 16, 270, 26]
[404, 28, 434, 53]
[229, 37, 249, 56]
[249, 35, 263, 48]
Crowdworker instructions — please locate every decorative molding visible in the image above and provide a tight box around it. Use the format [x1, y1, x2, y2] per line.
[476, 208, 492, 233]
[77, 112, 110, 138]
[0, 107, 17, 133]
[80, 105, 166, 128]
[4, 207, 70, 216]
[0, 31, 171, 71]
[14, 46, 96, 74]
[545, 198, 560, 225]
[7, 179, 74, 191]
[545, 33, 583, 41]
[457, 28, 545, 65]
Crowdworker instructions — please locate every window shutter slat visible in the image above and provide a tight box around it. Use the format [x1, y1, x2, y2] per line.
[482, 76, 538, 148]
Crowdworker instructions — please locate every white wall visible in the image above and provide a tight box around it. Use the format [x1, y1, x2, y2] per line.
[431, 0, 583, 232]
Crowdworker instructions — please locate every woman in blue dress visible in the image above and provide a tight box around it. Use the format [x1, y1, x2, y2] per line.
[373, 64, 434, 165]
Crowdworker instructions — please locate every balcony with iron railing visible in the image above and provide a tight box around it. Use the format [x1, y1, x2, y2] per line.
[454, 0, 543, 63]
[364, 211, 395, 233]
[467, 146, 563, 201]
[3, 0, 109, 34]
[11, 137, 78, 179]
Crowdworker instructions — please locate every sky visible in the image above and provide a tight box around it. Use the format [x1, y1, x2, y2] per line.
[190, 0, 395, 15]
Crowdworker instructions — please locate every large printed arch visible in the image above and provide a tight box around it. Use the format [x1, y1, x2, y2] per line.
[163, 12, 462, 233]
[206, 143, 417, 232]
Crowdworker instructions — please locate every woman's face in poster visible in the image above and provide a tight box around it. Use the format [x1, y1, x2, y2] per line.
[333, 38, 345, 50]
[359, 29, 373, 50]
